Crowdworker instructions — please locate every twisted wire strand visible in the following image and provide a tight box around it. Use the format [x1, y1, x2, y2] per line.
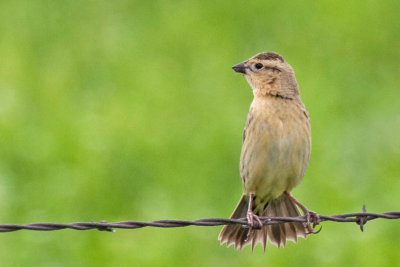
[0, 207, 399, 233]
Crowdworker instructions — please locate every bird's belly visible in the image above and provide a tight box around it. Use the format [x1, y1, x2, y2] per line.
[240, 117, 310, 201]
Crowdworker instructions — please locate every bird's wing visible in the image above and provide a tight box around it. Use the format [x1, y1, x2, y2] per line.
[242, 107, 254, 143]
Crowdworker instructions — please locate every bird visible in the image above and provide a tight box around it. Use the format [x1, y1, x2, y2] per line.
[218, 52, 318, 250]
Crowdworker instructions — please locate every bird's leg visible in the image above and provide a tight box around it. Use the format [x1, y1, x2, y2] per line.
[247, 192, 263, 229]
[245, 192, 263, 242]
[285, 192, 320, 234]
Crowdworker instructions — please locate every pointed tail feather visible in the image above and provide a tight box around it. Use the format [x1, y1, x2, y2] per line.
[218, 195, 250, 250]
[218, 194, 308, 250]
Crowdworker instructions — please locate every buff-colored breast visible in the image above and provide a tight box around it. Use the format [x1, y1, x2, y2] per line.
[240, 95, 311, 202]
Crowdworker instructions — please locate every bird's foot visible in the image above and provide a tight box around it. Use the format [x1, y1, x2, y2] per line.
[247, 210, 263, 230]
[285, 192, 321, 234]
[304, 210, 321, 234]
[245, 192, 263, 242]
[246, 192, 262, 229]
[245, 210, 263, 242]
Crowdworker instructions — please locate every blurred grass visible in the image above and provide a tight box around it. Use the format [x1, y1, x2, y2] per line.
[0, 0, 399, 266]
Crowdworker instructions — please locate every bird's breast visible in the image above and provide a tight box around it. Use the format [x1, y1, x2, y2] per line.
[240, 96, 311, 201]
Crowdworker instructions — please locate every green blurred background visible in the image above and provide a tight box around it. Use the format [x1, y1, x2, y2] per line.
[0, 0, 399, 266]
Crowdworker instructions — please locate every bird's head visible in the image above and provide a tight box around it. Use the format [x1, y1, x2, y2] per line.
[232, 52, 300, 99]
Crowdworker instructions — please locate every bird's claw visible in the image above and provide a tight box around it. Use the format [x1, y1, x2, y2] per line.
[247, 211, 263, 230]
[245, 210, 263, 242]
[305, 210, 321, 234]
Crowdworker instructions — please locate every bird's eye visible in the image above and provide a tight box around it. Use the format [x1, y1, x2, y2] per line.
[255, 63, 263, 69]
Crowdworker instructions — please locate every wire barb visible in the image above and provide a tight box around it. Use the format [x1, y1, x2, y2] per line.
[0, 209, 399, 233]
[355, 205, 368, 232]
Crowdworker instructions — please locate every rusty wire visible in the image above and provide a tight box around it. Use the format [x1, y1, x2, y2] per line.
[0, 206, 398, 233]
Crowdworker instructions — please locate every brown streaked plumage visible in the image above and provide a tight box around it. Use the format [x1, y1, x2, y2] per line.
[253, 51, 284, 62]
[219, 52, 317, 250]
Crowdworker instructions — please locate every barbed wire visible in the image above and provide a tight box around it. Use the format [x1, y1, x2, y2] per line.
[0, 205, 398, 233]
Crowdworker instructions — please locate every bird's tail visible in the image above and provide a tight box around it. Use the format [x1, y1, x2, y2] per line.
[218, 194, 308, 250]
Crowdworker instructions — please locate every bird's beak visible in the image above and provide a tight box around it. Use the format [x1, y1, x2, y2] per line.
[232, 62, 247, 74]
